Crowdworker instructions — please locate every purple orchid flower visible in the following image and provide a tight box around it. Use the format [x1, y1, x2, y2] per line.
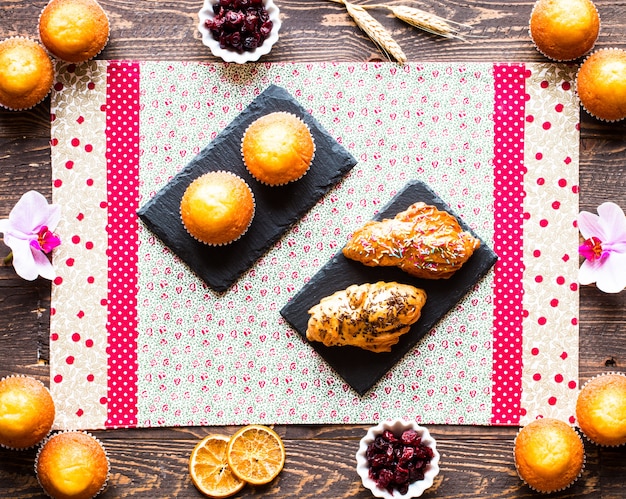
[0, 191, 61, 281]
[578, 201, 626, 293]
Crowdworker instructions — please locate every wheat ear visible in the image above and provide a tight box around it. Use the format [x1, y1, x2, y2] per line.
[366, 4, 470, 40]
[330, 0, 407, 63]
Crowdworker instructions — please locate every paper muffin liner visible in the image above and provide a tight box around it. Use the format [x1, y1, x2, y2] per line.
[0, 36, 55, 111]
[35, 430, 110, 499]
[576, 48, 626, 123]
[38, 0, 111, 63]
[513, 419, 586, 494]
[241, 111, 316, 186]
[528, 0, 600, 62]
[180, 170, 256, 246]
[576, 371, 626, 447]
[0, 374, 55, 450]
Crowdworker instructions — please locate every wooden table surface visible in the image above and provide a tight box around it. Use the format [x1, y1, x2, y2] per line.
[1, 1, 626, 497]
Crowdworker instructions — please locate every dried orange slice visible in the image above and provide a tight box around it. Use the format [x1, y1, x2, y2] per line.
[189, 434, 246, 498]
[226, 424, 286, 485]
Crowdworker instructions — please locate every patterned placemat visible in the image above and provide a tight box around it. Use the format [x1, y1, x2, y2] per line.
[49, 61, 580, 430]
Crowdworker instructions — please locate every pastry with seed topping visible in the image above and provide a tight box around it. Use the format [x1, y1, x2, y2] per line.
[306, 281, 427, 353]
[343, 202, 480, 279]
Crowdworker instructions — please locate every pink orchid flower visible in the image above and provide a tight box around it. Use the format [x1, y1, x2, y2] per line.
[0, 191, 61, 281]
[578, 201, 626, 293]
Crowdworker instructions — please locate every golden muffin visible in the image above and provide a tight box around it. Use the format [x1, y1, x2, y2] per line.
[181, 171, 255, 245]
[36, 432, 109, 499]
[39, 0, 110, 63]
[529, 0, 600, 61]
[577, 49, 626, 122]
[514, 418, 585, 493]
[0, 375, 55, 449]
[576, 373, 626, 446]
[0, 38, 54, 111]
[242, 112, 315, 186]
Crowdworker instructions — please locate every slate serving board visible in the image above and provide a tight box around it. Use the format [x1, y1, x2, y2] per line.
[137, 85, 358, 293]
[280, 180, 499, 395]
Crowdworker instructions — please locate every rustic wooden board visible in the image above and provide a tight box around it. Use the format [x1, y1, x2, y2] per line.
[2, 0, 626, 497]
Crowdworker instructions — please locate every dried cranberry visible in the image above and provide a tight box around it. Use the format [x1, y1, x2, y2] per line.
[364, 427, 434, 495]
[401, 429, 419, 445]
[205, 0, 273, 54]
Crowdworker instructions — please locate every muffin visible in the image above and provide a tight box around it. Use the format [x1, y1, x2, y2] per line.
[0, 37, 54, 111]
[514, 418, 585, 493]
[576, 373, 626, 446]
[0, 375, 55, 449]
[36, 431, 109, 499]
[242, 112, 315, 186]
[181, 171, 255, 245]
[39, 0, 110, 63]
[529, 0, 600, 61]
[577, 49, 626, 122]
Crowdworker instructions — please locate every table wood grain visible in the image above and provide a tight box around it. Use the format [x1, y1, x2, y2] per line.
[1, 1, 626, 497]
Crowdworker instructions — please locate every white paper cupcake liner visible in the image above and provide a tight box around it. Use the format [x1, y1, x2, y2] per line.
[0, 36, 55, 111]
[576, 48, 626, 122]
[35, 430, 110, 499]
[241, 111, 316, 186]
[180, 170, 256, 246]
[38, 0, 110, 63]
[576, 371, 626, 447]
[513, 419, 585, 494]
[0, 374, 55, 450]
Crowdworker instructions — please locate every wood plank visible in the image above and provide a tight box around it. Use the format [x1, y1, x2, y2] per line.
[1, 0, 626, 497]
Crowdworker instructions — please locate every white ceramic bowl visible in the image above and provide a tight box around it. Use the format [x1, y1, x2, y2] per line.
[197, 0, 281, 63]
[356, 419, 440, 499]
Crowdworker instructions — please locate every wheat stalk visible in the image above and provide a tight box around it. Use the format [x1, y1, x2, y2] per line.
[367, 4, 469, 40]
[329, 0, 407, 63]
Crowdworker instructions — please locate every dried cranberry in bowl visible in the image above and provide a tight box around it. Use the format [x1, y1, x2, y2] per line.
[206, 0, 274, 53]
[356, 419, 440, 499]
[198, 0, 281, 63]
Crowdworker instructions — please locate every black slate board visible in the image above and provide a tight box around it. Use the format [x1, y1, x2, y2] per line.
[137, 85, 358, 293]
[280, 180, 498, 396]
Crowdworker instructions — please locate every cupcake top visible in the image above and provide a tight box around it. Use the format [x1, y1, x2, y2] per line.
[529, 0, 599, 61]
[39, 0, 110, 63]
[180, 171, 255, 246]
[514, 418, 585, 493]
[577, 49, 626, 122]
[576, 373, 626, 446]
[36, 432, 109, 499]
[0, 375, 55, 449]
[0, 38, 55, 111]
[242, 112, 315, 186]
